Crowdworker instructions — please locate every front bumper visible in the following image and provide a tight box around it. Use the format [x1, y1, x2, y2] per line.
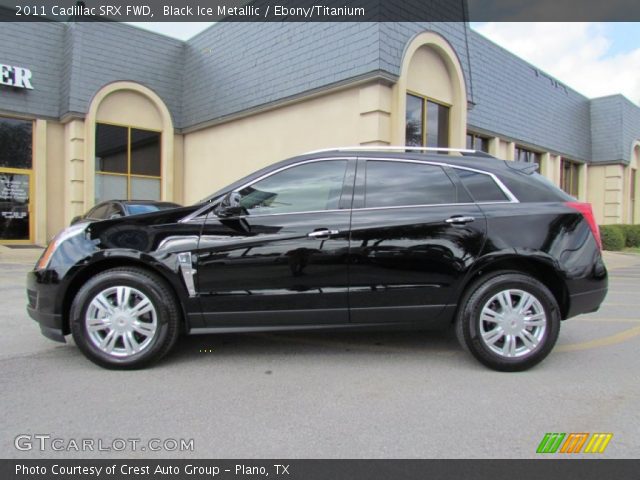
[26, 270, 66, 343]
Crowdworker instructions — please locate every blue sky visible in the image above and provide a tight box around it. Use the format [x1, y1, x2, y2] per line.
[129, 22, 640, 104]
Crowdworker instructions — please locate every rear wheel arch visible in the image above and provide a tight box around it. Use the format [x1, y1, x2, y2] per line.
[456, 256, 569, 320]
[454, 270, 561, 371]
[60, 257, 188, 335]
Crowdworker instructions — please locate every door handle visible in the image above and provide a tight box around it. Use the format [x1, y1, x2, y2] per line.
[308, 229, 339, 239]
[445, 216, 475, 225]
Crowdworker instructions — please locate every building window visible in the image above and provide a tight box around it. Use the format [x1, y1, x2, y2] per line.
[0, 116, 33, 242]
[95, 123, 161, 204]
[466, 133, 490, 153]
[515, 146, 541, 164]
[405, 93, 450, 148]
[560, 159, 580, 197]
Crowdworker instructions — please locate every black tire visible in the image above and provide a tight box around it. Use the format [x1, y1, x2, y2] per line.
[70, 267, 180, 369]
[455, 271, 560, 372]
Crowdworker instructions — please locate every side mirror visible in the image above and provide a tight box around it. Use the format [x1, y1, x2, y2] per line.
[216, 191, 243, 218]
[109, 213, 123, 219]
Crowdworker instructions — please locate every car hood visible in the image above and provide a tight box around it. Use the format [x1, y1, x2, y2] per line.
[83, 204, 205, 253]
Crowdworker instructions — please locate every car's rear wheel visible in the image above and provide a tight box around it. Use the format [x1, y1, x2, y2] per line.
[70, 267, 180, 369]
[455, 271, 560, 371]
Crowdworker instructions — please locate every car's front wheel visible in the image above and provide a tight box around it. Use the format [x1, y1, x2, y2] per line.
[70, 267, 180, 369]
[455, 272, 561, 371]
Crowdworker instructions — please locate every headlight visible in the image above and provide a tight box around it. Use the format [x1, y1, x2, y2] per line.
[36, 223, 87, 270]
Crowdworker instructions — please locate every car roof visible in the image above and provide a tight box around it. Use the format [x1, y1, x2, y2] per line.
[202, 147, 536, 203]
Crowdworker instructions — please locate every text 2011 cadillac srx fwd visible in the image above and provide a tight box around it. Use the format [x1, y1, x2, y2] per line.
[27, 148, 607, 370]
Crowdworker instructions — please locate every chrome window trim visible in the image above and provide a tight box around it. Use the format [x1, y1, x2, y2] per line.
[358, 157, 520, 204]
[179, 157, 355, 223]
[179, 155, 519, 222]
[448, 165, 519, 203]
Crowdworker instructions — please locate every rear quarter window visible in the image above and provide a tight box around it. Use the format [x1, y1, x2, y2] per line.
[499, 171, 574, 202]
[455, 169, 508, 202]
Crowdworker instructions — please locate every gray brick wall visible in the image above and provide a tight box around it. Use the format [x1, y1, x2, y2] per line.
[591, 95, 640, 164]
[64, 22, 185, 126]
[622, 96, 640, 163]
[467, 31, 593, 162]
[182, 22, 381, 127]
[590, 96, 623, 163]
[0, 21, 638, 166]
[378, 22, 472, 101]
[0, 22, 65, 119]
[182, 22, 473, 128]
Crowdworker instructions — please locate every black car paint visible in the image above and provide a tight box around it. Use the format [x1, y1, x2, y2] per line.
[27, 152, 608, 343]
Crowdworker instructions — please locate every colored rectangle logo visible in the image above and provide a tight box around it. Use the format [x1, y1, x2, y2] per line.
[537, 433, 612, 454]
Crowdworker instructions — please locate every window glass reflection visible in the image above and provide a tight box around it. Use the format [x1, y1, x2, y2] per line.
[365, 161, 457, 208]
[238, 161, 348, 215]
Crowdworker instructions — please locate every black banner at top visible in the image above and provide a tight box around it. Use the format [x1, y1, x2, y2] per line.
[2, 0, 640, 22]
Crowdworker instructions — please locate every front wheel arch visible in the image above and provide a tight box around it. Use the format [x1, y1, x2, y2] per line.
[61, 257, 188, 336]
[70, 266, 181, 369]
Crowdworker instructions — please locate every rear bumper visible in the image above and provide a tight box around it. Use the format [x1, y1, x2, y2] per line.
[565, 287, 608, 319]
[26, 270, 67, 343]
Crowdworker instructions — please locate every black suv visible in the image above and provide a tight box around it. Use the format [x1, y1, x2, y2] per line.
[27, 148, 607, 371]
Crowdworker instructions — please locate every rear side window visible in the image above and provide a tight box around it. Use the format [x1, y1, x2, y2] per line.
[456, 169, 508, 202]
[364, 161, 461, 208]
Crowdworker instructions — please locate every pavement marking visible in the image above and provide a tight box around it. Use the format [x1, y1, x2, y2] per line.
[556, 325, 640, 352]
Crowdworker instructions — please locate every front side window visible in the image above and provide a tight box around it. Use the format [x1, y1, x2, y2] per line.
[95, 124, 161, 203]
[364, 161, 464, 208]
[237, 160, 348, 215]
[405, 94, 450, 148]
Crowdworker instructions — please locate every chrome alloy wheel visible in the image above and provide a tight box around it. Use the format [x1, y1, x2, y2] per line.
[478, 289, 547, 358]
[85, 286, 158, 358]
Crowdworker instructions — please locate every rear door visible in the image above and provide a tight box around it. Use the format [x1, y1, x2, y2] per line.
[348, 158, 487, 325]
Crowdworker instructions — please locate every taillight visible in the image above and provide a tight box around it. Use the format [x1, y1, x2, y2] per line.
[566, 202, 602, 250]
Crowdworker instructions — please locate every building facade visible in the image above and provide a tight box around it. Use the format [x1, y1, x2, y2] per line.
[0, 21, 639, 245]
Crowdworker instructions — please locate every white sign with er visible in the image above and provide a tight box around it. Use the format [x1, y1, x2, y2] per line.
[0, 64, 33, 89]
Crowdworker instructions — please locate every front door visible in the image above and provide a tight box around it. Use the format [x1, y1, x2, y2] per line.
[196, 158, 355, 327]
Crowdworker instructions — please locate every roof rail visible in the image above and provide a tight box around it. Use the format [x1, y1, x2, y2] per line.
[304, 146, 494, 157]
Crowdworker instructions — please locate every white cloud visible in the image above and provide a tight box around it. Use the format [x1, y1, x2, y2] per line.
[473, 22, 640, 105]
[126, 22, 214, 41]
